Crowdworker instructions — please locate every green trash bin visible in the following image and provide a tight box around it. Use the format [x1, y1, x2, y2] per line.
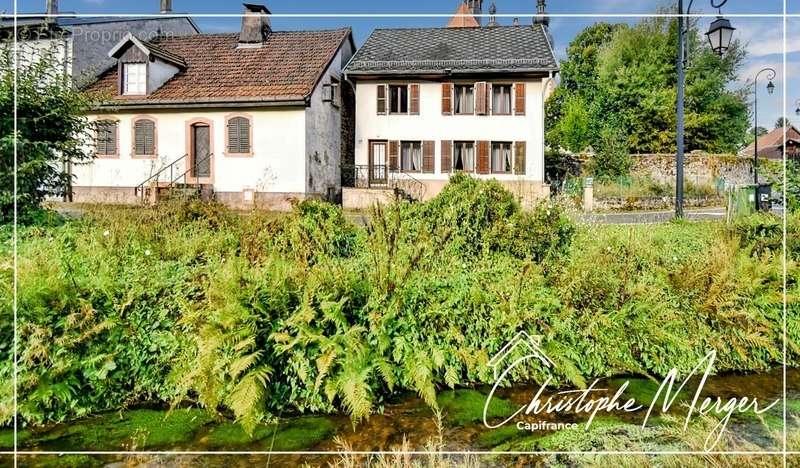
[733, 185, 757, 217]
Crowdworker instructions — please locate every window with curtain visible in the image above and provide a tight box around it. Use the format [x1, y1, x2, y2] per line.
[390, 85, 409, 114]
[401, 141, 422, 172]
[453, 141, 475, 172]
[95, 120, 117, 156]
[492, 85, 512, 115]
[227, 116, 251, 154]
[454, 85, 474, 114]
[123, 63, 146, 95]
[133, 119, 156, 156]
[491, 142, 512, 173]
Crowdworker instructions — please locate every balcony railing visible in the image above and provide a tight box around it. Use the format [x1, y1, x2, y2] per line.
[342, 164, 388, 188]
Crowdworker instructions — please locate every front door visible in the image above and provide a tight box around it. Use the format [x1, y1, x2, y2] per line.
[369, 141, 387, 186]
[191, 124, 211, 179]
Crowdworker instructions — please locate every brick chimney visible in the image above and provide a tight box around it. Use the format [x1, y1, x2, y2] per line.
[160, 0, 172, 13]
[238, 3, 271, 47]
[46, 0, 58, 16]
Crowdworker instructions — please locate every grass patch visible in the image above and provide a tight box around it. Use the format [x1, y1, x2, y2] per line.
[202, 416, 334, 451]
[24, 409, 212, 451]
[0, 428, 32, 450]
[437, 389, 515, 427]
[475, 425, 524, 449]
[20, 455, 103, 468]
[267, 416, 336, 451]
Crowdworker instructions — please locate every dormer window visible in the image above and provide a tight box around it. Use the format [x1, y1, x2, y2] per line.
[123, 63, 146, 95]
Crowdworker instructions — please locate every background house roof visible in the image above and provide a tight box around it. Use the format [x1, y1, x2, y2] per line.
[741, 125, 800, 159]
[345, 25, 558, 76]
[85, 28, 352, 107]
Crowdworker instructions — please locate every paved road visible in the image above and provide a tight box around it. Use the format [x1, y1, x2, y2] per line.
[576, 207, 727, 224]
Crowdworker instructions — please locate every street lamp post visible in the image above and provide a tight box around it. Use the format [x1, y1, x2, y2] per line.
[752, 67, 776, 186]
[676, 0, 734, 218]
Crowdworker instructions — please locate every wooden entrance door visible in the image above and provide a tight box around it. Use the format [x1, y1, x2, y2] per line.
[191, 124, 211, 179]
[369, 141, 387, 186]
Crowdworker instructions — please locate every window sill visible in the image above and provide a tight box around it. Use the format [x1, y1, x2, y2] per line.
[132, 154, 157, 160]
[94, 153, 120, 159]
[224, 152, 254, 158]
[491, 112, 512, 116]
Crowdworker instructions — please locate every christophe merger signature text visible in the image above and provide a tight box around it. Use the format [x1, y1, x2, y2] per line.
[483, 349, 780, 451]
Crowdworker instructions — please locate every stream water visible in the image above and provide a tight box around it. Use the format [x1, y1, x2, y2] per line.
[12, 368, 800, 467]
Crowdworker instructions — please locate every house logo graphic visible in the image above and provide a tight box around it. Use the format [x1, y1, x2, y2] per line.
[487, 330, 553, 381]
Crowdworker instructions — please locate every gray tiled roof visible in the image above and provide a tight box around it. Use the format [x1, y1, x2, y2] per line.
[345, 25, 558, 76]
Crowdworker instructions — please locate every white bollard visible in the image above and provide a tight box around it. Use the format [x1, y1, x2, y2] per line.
[583, 177, 594, 212]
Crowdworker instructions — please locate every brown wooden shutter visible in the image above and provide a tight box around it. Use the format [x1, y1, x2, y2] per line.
[422, 140, 435, 173]
[441, 140, 452, 173]
[134, 119, 155, 155]
[240, 119, 251, 153]
[388, 140, 399, 171]
[97, 120, 117, 155]
[441, 83, 453, 115]
[514, 141, 526, 175]
[228, 118, 240, 153]
[477, 140, 490, 174]
[228, 117, 251, 153]
[475, 82, 488, 115]
[410, 84, 420, 115]
[514, 83, 526, 115]
[377, 84, 387, 115]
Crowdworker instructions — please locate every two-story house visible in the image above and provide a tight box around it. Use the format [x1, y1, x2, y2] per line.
[76, 3, 355, 210]
[342, 17, 558, 208]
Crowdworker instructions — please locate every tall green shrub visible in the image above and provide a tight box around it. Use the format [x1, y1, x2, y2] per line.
[0, 44, 96, 224]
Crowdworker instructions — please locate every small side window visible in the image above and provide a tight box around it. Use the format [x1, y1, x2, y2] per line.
[322, 78, 341, 107]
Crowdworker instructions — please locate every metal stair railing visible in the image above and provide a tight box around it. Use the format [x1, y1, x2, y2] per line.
[134, 154, 188, 201]
[167, 152, 214, 196]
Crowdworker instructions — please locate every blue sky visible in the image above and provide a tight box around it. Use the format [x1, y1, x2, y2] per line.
[4, 0, 798, 131]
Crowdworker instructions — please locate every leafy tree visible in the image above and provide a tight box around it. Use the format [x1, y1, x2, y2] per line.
[754, 126, 769, 136]
[546, 14, 749, 157]
[550, 95, 591, 153]
[590, 126, 632, 179]
[0, 44, 95, 224]
[546, 23, 624, 150]
[776, 117, 791, 129]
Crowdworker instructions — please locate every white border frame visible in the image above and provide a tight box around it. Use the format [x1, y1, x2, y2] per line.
[8, 3, 795, 466]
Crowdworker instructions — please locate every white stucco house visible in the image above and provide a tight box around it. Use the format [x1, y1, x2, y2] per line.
[342, 15, 558, 207]
[76, 3, 355, 210]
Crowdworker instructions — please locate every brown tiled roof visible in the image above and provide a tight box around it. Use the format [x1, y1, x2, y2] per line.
[86, 29, 351, 106]
[741, 125, 800, 158]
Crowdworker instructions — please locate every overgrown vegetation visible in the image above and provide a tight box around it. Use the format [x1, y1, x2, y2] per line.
[0, 43, 97, 224]
[546, 15, 749, 158]
[5, 176, 795, 436]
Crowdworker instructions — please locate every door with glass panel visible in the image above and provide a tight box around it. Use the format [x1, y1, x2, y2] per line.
[369, 141, 388, 186]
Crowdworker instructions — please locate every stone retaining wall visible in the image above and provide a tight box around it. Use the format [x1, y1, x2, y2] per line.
[629, 153, 759, 187]
[594, 195, 725, 212]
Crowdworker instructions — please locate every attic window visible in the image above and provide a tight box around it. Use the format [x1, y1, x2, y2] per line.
[123, 63, 146, 95]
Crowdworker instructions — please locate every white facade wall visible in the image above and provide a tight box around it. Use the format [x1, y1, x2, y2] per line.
[75, 107, 308, 194]
[354, 79, 547, 183]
